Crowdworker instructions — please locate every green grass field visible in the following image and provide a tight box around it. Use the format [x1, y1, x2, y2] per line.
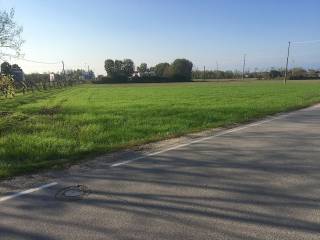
[1, 80, 320, 178]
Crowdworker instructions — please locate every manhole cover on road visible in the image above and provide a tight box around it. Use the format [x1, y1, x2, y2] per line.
[55, 185, 90, 201]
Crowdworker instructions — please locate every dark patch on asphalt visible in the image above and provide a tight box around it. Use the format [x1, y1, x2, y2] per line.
[55, 185, 90, 201]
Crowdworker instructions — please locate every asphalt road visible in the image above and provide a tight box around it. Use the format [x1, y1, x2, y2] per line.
[1, 104, 320, 240]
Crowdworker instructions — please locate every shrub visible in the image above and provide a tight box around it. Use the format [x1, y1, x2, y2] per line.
[0, 74, 15, 98]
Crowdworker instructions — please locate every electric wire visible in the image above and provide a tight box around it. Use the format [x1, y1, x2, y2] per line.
[0, 53, 60, 65]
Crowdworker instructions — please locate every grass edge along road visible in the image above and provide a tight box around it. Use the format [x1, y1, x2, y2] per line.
[1, 80, 320, 179]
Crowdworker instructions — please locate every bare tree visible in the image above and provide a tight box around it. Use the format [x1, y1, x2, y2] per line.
[0, 8, 24, 56]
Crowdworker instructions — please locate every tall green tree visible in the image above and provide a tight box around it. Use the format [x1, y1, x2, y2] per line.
[114, 60, 123, 73]
[138, 63, 148, 73]
[104, 59, 114, 76]
[122, 59, 134, 76]
[171, 59, 193, 81]
[155, 63, 170, 77]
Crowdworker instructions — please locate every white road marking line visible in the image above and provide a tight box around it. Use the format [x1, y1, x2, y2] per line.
[111, 115, 285, 168]
[0, 182, 58, 203]
[111, 103, 320, 168]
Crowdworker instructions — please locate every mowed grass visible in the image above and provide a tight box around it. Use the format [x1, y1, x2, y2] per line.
[1, 80, 320, 178]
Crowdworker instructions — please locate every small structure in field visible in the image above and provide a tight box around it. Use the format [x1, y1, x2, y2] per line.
[49, 73, 55, 82]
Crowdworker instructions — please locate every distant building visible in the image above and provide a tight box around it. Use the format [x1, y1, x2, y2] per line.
[132, 71, 141, 77]
[82, 71, 95, 80]
[49, 73, 55, 82]
[133, 70, 156, 78]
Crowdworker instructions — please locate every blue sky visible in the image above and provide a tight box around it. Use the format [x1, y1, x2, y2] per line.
[0, 0, 320, 74]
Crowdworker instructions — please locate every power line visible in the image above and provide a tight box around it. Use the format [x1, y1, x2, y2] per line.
[0, 56, 8, 62]
[292, 40, 320, 45]
[0, 53, 60, 65]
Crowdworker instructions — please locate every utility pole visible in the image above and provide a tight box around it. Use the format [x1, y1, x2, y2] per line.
[62, 60, 65, 75]
[284, 41, 291, 85]
[62, 60, 66, 86]
[84, 62, 89, 72]
[242, 54, 246, 80]
[216, 61, 219, 71]
[203, 66, 206, 81]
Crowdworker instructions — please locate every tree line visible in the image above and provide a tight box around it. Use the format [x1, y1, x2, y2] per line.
[98, 58, 319, 84]
[193, 67, 320, 80]
[94, 58, 193, 83]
